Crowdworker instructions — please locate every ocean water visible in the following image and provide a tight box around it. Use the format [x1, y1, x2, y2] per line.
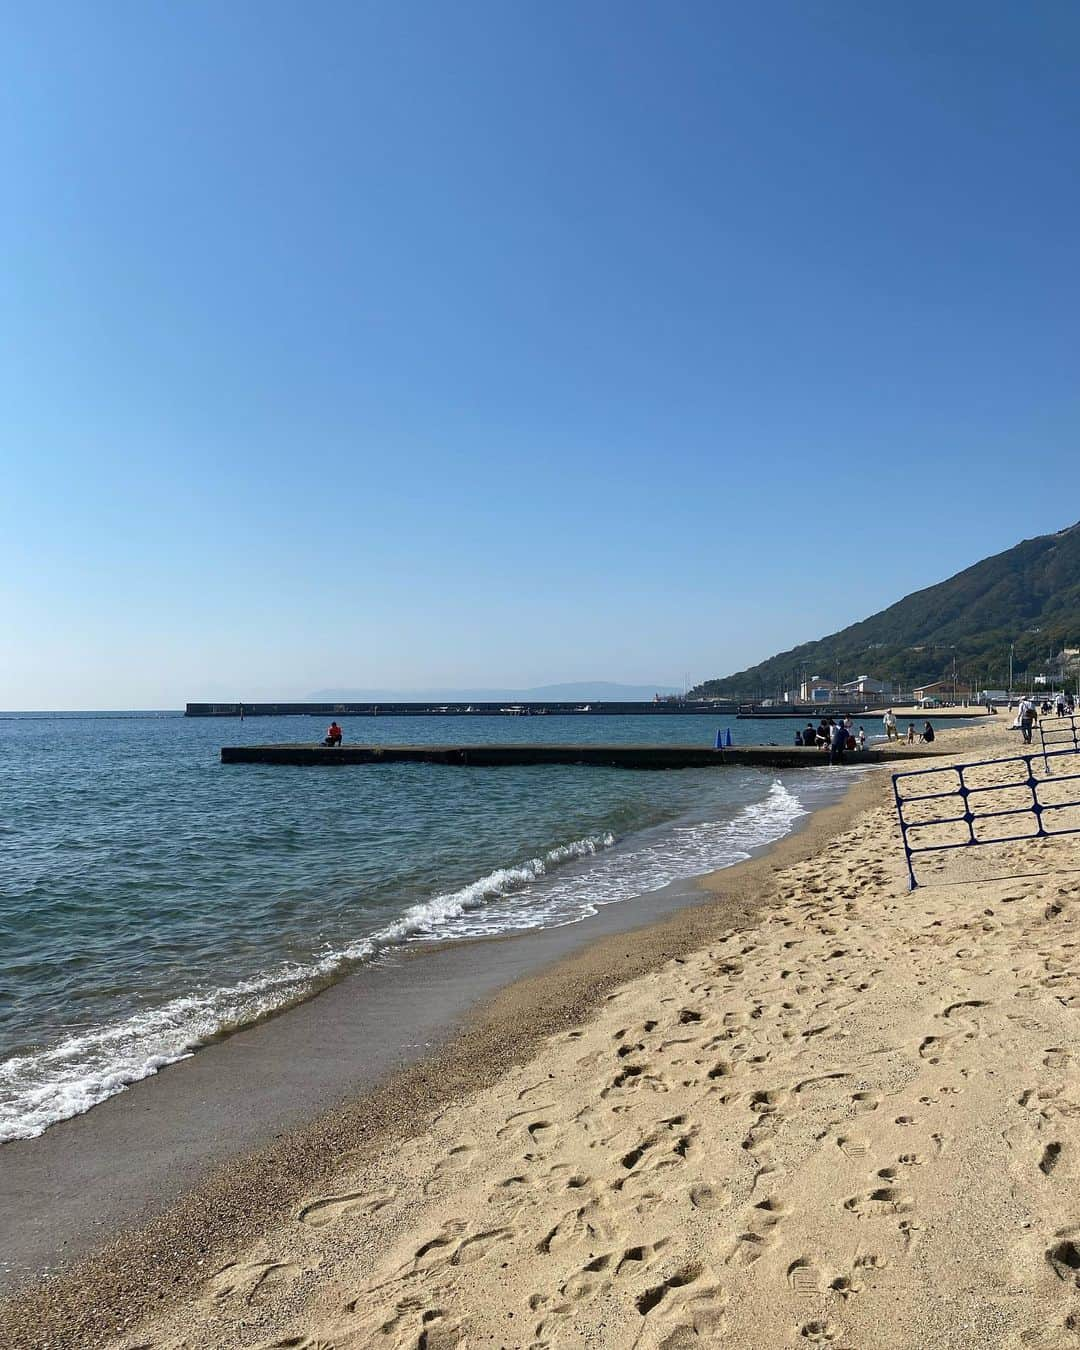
[0, 711, 881, 1142]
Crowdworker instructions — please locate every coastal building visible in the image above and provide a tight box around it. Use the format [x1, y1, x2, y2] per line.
[913, 679, 974, 705]
[798, 676, 837, 703]
[837, 675, 886, 697]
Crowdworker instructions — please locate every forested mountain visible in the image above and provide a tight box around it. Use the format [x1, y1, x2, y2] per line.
[691, 522, 1080, 699]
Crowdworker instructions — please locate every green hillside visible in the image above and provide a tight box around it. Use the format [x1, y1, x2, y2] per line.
[691, 522, 1080, 700]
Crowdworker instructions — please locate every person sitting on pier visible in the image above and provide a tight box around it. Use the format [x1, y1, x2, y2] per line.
[324, 720, 343, 747]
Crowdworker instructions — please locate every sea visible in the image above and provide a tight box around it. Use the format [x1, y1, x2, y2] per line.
[0, 710, 906, 1144]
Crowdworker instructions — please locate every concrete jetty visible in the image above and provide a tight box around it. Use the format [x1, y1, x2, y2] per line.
[220, 743, 944, 769]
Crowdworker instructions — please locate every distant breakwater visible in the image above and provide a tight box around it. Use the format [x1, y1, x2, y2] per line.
[186, 700, 736, 718]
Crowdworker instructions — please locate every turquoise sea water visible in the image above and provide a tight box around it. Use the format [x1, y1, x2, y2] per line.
[0, 711, 901, 1142]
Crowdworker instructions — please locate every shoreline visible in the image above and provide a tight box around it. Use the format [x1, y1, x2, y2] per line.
[99, 706, 1080, 1350]
[0, 754, 901, 1348]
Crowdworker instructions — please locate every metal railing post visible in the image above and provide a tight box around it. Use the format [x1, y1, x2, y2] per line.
[892, 748, 1080, 887]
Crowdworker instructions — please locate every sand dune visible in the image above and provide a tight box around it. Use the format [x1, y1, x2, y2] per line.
[87, 723, 1080, 1345]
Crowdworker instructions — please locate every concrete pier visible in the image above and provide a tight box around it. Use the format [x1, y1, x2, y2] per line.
[220, 743, 944, 769]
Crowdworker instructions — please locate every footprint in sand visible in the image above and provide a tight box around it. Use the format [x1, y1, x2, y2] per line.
[787, 1257, 825, 1294]
[207, 1259, 298, 1305]
[1047, 1234, 1080, 1284]
[635, 1263, 728, 1341]
[752, 1196, 789, 1228]
[800, 1319, 843, 1342]
[557, 1251, 614, 1303]
[365, 1301, 463, 1350]
[689, 1183, 731, 1211]
[263, 1337, 338, 1350]
[837, 1134, 870, 1158]
[830, 1273, 863, 1300]
[298, 1187, 395, 1228]
[725, 1230, 775, 1267]
[449, 1226, 515, 1267]
[496, 1105, 557, 1139]
[537, 1201, 615, 1255]
[424, 1144, 477, 1196]
[852, 1091, 881, 1113]
[526, 1119, 559, 1151]
[1040, 1142, 1065, 1176]
[406, 1221, 468, 1273]
[900, 1218, 924, 1251]
[843, 1187, 914, 1217]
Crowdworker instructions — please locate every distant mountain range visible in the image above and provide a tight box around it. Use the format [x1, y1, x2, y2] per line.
[308, 682, 682, 702]
[690, 521, 1080, 699]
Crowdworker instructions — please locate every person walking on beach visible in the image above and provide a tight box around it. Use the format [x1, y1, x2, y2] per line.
[829, 719, 848, 765]
[324, 720, 343, 747]
[883, 708, 898, 741]
[1018, 697, 1038, 744]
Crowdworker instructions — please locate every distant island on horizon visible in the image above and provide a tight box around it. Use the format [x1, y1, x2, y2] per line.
[307, 682, 684, 703]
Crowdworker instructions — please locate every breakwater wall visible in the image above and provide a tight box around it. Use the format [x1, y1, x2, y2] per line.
[220, 743, 943, 769]
[189, 701, 735, 718]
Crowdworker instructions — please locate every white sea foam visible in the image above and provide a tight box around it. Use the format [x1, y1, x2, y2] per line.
[0, 782, 818, 1143]
[0, 832, 615, 1142]
[438, 779, 809, 939]
[373, 831, 615, 944]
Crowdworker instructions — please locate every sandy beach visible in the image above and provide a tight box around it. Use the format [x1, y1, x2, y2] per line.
[9, 716, 1080, 1349]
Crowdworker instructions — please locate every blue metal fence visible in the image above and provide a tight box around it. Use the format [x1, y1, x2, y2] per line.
[892, 751, 1080, 890]
[1039, 713, 1080, 772]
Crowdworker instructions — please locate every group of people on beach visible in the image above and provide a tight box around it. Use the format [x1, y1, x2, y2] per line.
[882, 708, 935, 745]
[795, 711, 936, 765]
[794, 716, 866, 764]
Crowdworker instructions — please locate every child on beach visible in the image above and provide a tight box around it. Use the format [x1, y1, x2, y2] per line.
[857, 728, 866, 751]
[907, 723, 916, 743]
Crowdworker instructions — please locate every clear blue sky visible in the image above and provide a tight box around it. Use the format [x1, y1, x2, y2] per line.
[3, 2, 1078, 708]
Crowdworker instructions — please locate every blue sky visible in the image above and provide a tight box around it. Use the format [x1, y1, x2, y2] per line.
[3, 2, 1078, 708]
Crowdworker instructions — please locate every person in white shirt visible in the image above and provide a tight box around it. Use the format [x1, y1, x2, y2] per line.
[883, 709, 898, 741]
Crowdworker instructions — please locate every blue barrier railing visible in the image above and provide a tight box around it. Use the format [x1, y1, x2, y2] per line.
[1039, 713, 1080, 772]
[892, 751, 1080, 890]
